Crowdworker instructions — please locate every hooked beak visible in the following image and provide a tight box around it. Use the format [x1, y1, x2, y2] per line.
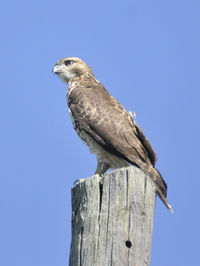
[52, 64, 59, 74]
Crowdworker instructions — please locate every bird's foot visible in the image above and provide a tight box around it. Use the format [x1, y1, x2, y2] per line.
[95, 162, 110, 176]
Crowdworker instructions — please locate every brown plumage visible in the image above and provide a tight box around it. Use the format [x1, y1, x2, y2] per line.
[53, 57, 173, 212]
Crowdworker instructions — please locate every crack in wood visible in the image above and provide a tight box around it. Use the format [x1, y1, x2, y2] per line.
[98, 182, 103, 223]
[126, 170, 129, 210]
[110, 239, 113, 266]
[143, 175, 147, 211]
[74, 200, 81, 220]
[127, 248, 130, 266]
[105, 178, 111, 254]
[97, 181, 103, 253]
[80, 226, 84, 266]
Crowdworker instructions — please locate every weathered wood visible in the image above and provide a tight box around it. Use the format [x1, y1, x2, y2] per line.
[69, 166, 156, 266]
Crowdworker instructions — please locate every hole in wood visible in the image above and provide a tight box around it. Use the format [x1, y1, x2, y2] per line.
[125, 240, 132, 248]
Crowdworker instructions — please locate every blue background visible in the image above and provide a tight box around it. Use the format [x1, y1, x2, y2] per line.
[1, 1, 200, 265]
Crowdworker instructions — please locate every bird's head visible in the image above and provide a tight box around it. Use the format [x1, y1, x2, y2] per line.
[52, 57, 93, 84]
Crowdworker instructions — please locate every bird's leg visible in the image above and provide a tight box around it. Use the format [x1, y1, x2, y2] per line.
[95, 162, 110, 175]
[101, 162, 110, 174]
[95, 161, 103, 175]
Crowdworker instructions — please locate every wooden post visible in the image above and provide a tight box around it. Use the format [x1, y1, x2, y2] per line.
[69, 166, 156, 266]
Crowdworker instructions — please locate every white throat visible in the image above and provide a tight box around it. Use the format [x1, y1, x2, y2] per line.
[58, 71, 76, 84]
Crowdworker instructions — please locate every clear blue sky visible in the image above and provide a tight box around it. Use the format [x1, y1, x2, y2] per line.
[1, 1, 200, 265]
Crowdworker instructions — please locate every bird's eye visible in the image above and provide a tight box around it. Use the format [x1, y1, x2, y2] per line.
[64, 60, 74, 67]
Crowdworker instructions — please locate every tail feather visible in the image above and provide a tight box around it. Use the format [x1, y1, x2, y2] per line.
[153, 168, 173, 213]
[157, 188, 173, 213]
[138, 162, 173, 212]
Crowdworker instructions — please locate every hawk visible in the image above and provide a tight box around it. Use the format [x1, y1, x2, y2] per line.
[53, 57, 173, 212]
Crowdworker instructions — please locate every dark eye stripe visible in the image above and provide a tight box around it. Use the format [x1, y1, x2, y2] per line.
[64, 60, 74, 66]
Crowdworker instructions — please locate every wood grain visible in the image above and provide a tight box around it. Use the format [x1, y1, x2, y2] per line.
[69, 166, 156, 266]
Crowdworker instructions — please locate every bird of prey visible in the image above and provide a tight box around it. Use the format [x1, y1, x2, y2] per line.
[53, 57, 173, 212]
